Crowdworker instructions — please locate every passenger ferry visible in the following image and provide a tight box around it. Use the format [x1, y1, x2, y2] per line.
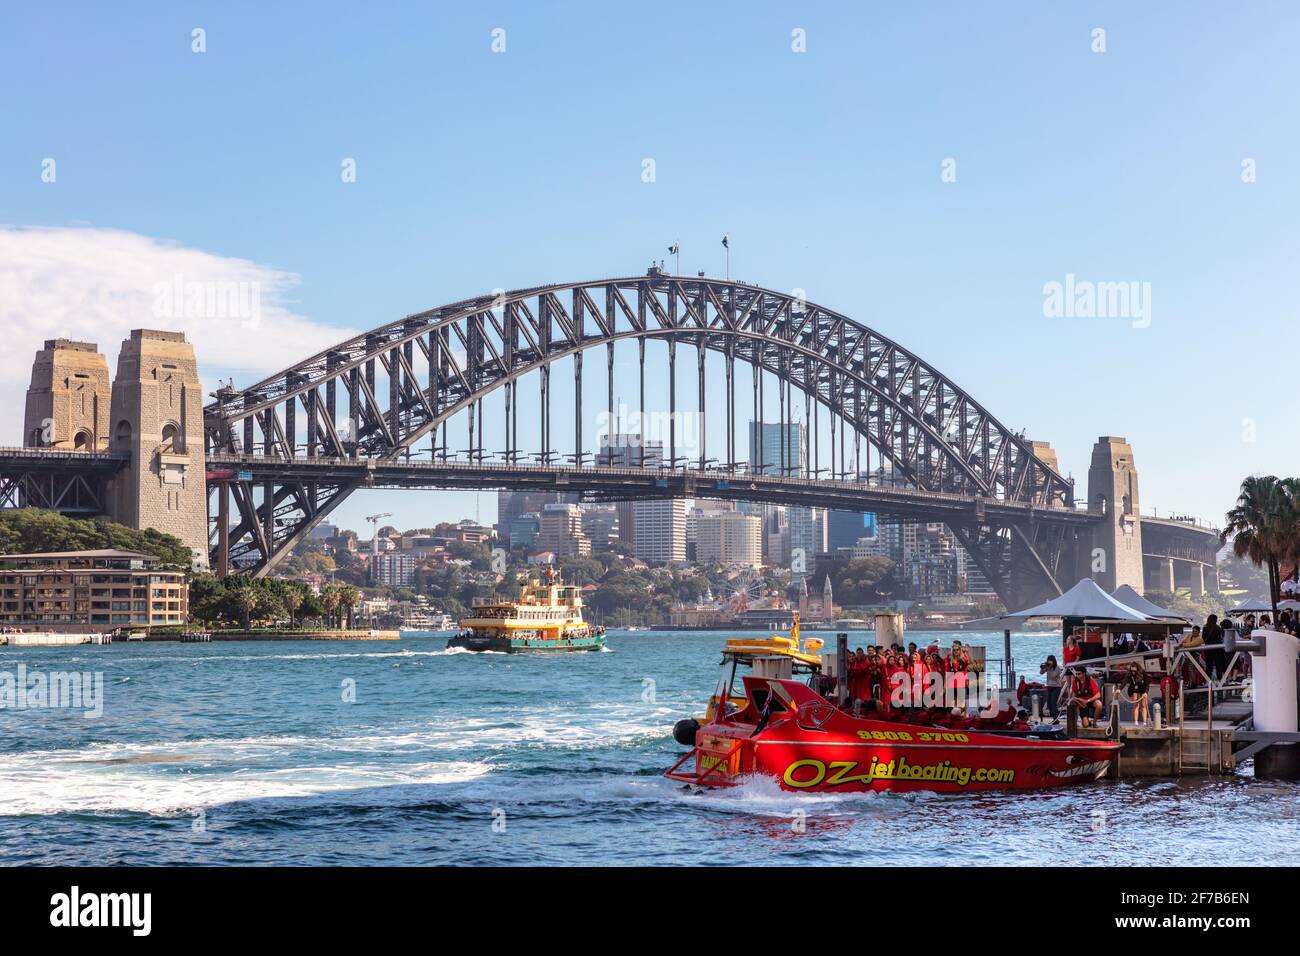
[448, 569, 606, 653]
[666, 620, 1119, 793]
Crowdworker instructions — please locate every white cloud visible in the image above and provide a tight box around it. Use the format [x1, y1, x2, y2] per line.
[0, 225, 356, 443]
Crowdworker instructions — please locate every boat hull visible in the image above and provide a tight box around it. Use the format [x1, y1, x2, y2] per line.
[677, 723, 1118, 793]
[667, 678, 1120, 794]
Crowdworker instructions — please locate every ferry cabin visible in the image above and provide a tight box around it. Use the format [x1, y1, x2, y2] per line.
[461, 581, 588, 639]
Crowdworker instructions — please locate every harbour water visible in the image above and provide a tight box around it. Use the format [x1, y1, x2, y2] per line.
[0, 630, 1295, 866]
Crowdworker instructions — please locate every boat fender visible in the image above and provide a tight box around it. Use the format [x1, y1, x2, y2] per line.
[672, 718, 700, 747]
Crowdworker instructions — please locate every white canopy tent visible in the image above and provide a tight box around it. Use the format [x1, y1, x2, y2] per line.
[1111, 585, 1188, 623]
[959, 578, 1162, 689]
[1004, 577, 1155, 624]
[1226, 596, 1274, 616]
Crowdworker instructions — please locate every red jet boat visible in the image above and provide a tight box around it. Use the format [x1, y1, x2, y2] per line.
[666, 638, 1120, 794]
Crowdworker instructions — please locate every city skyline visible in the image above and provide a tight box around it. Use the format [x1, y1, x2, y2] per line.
[4, 2, 1297, 536]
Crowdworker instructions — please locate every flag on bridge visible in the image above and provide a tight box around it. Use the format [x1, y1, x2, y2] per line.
[721, 234, 730, 249]
[668, 241, 679, 255]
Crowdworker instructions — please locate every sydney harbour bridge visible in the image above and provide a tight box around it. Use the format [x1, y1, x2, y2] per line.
[0, 269, 1219, 609]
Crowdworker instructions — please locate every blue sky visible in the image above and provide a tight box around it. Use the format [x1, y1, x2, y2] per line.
[2, 1, 1296, 533]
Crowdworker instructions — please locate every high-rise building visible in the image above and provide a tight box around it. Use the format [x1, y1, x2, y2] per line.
[497, 490, 573, 545]
[746, 421, 806, 563]
[632, 498, 686, 564]
[372, 551, 427, 587]
[508, 512, 541, 550]
[599, 432, 664, 467]
[580, 505, 619, 552]
[696, 512, 762, 568]
[788, 505, 826, 573]
[763, 507, 790, 567]
[602, 433, 677, 558]
[537, 503, 591, 557]
[748, 421, 805, 477]
[828, 510, 874, 552]
[955, 544, 995, 595]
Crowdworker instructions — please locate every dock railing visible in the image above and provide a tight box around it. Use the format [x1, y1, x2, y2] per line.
[1060, 642, 1251, 729]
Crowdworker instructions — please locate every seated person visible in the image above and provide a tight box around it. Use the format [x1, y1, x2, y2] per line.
[1069, 669, 1104, 727]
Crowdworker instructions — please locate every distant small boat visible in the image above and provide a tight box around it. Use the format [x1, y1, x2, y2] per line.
[400, 612, 454, 636]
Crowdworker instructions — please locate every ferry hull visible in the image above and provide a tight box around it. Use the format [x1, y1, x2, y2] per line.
[446, 633, 605, 654]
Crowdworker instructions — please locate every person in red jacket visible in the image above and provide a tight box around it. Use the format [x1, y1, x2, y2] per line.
[1063, 635, 1081, 666]
[883, 651, 905, 710]
[864, 647, 883, 707]
[948, 648, 968, 694]
[846, 649, 866, 704]
[1069, 669, 1104, 727]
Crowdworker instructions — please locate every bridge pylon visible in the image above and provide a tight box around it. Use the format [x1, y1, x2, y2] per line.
[106, 330, 209, 569]
[23, 339, 111, 450]
[1080, 436, 1144, 594]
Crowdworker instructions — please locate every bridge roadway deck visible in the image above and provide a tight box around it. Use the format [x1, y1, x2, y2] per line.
[206, 452, 1101, 526]
[0, 446, 128, 472]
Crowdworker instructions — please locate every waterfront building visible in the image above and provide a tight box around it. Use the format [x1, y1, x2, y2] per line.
[0, 549, 188, 629]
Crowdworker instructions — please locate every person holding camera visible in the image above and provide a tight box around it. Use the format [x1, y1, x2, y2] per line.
[1040, 654, 1062, 719]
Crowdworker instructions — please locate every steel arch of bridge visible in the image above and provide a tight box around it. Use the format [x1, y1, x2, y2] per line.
[204, 273, 1080, 604]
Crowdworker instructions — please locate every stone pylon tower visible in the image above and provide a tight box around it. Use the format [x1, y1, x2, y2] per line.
[107, 330, 209, 568]
[23, 339, 111, 449]
[1084, 436, 1143, 593]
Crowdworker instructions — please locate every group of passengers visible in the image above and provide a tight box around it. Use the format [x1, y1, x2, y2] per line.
[843, 640, 974, 709]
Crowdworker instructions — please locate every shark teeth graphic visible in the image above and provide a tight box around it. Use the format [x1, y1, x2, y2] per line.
[1049, 760, 1110, 779]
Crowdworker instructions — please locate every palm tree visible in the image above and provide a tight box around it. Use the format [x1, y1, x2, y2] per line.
[337, 584, 362, 629]
[284, 590, 304, 628]
[320, 585, 341, 629]
[235, 589, 258, 629]
[1222, 475, 1299, 622]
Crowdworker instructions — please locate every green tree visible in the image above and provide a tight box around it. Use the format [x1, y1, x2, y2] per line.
[337, 584, 362, 628]
[320, 585, 342, 628]
[235, 588, 258, 628]
[0, 510, 190, 567]
[1221, 475, 1299, 622]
